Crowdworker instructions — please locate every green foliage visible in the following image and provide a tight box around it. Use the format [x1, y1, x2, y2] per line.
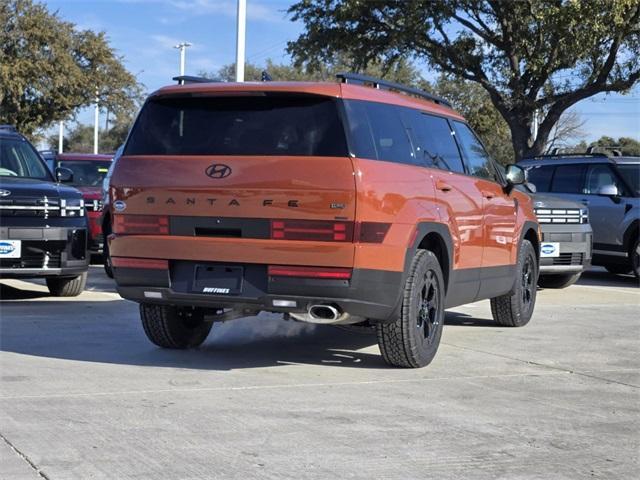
[589, 136, 640, 156]
[47, 113, 133, 154]
[0, 0, 143, 137]
[287, 0, 640, 160]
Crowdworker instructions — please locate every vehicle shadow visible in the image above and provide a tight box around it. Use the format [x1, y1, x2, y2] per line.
[577, 268, 639, 288]
[0, 298, 497, 371]
[0, 283, 50, 300]
[444, 311, 497, 327]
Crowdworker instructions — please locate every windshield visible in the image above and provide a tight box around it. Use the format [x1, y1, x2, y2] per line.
[124, 95, 348, 157]
[57, 160, 112, 187]
[617, 164, 640, 195]
[0, 137, 51, 180]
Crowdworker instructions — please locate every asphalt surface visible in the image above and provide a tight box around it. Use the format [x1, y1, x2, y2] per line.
[0, 265, 638, 479]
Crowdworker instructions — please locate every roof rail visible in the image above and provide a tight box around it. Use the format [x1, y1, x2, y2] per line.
[0, 124, 17, 132]
[531, 152, 610, 159]
[336, 72, 452, 108]
[173, 75, 221, 85]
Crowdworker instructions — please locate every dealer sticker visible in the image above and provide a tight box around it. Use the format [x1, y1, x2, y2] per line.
[540, 242, 560, 258]
[0, 240, 21, 258]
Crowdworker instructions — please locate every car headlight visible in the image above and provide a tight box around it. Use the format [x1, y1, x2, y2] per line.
[61, 198, 85, 217]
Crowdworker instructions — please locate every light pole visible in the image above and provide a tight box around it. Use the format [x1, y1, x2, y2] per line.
[174, 42, 192, 77]
[235, 0, 246, 82]
[93, 91, 99, 154]
[58, 121, 64, 153]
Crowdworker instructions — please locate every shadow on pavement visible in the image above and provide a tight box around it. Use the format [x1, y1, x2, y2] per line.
[0, 283, 50, 300]
[0, 294, 497, 371]
[577, 268, 639, 288]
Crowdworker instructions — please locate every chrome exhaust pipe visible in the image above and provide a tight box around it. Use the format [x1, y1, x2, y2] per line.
[309, 304, 340, 321]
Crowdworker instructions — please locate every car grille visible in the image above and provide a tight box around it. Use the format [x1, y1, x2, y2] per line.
[534, 208, 588, 224]
[0, 196, 61, 218]
[552, 253, 584, 266]
[0, 241, 64, 269]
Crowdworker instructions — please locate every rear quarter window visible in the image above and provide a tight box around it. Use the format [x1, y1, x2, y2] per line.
[124, 95, 348, 157]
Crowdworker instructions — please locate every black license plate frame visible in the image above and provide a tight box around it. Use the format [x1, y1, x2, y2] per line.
[193, 265, 243, 295]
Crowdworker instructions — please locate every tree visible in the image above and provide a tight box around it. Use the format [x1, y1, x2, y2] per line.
[46, 113, 133, 154]
[287, 0, 640, 161]
[589, 136, 640, 156]
[0, 0, 142, 137]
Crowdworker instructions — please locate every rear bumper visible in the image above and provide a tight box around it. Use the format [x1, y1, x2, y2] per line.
[114, 261, 403, 322]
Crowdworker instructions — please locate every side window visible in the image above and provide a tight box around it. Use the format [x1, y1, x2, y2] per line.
[584, 164, 620, 195]
[365, 103, 415, 165]
[550, 164, 586, 194]
[525, 165, 554, 191]
[452, 121, 497, 181]
[343, 100, 415, 165]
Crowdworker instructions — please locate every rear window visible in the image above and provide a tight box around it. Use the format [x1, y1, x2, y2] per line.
[125, 95, 348, 157]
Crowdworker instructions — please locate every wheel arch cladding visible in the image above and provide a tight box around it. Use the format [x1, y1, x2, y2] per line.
[623, 220, 639, 253]
[522, 221, 540, 264]
[411, 223, 453, 294]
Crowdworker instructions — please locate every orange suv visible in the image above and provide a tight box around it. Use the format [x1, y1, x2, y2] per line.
[108, 73, 539, 368]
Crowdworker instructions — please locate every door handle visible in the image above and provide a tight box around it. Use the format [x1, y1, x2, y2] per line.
[481, 191, 495, 200]
[436, 180, 452, 192]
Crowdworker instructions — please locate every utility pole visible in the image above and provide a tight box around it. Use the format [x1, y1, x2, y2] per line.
[235, 0, 246, 82]
[531, 110, 539, 145]
[174, 42, 192, 78]
[58, 121, 64, 153]
[93, 91, 99, 154]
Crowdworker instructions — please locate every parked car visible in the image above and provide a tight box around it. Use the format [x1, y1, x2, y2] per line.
[38, 149, 57, 172]
[0, 126, 88, 296]
[108, 74, 540, 368]
[100, 145, 124, 278]
[50, 153, 113, 255]
[520, 152, 639, 278]
[517, 184, 592, 288]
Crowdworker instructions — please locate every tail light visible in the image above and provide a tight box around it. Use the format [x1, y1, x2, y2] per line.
[113, 214, 169, 235]
[268, 265, 352, 280]
[111, 257, 168, 269]
[270, 220, 353, 242]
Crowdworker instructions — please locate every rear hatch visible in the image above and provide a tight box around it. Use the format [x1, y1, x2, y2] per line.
[110, 92, 357, 267]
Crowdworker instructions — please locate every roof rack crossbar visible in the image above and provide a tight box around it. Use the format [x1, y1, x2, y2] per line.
[173, 75, 221, 85]
[532, 152, 610, 159]
[0, 124, 17, 132]
[336, 72, 452, 108]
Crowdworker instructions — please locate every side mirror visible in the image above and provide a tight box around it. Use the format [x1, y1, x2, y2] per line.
[597, 184, 619, 196]
[505, 164, 526, 185]
[55, 167, 73, 183]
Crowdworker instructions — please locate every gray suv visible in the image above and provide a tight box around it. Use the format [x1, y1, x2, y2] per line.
[520, 153, 639, 278]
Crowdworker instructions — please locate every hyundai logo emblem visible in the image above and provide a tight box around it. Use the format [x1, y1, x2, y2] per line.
[205, 164, 232, 179]
[113, 200, 127, 212]
[0, 189, 11, 197]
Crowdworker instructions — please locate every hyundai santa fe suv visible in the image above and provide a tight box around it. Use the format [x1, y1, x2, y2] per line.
[520, 152, 639, 279]
[0, 126, 89, 296]
[108, 74, 540, 368]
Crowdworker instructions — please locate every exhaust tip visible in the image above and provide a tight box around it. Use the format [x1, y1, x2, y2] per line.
[309, 304, 340, 321]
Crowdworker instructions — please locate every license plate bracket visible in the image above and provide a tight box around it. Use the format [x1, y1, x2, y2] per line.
[193, 265, 243, 295]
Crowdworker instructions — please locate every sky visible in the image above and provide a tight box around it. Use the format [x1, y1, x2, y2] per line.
[45, 0, 639, 144]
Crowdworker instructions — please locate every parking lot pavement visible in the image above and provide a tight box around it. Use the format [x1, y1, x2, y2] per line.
[0, 266, 638, 480]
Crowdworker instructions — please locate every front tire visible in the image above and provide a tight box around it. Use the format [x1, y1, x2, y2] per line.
[376, 250, 445, 368]
[140, 304, 213, 349]
[605, 264, 632, 275]
[490, 240, 537, 327]
[631, 237, 640, 280]
[103, 234, 114, 278]
[46, 272, 87, 297]
[538, 273, 581, 289]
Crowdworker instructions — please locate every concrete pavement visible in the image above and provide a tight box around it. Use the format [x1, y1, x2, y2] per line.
[1, 266, 638, 479]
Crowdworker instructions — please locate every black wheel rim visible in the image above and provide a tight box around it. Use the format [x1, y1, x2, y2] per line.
[521, 255, 535, 311]
[416, 269, 441, 345]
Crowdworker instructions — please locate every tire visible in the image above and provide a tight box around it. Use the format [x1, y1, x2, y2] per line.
[140, 304, 213, 349]
[631, 237, 640, 280]
[46, 272, 87, 297]
[490, 240, 537, 327]
[376, 250, 445, 368]
[103, 236, 114, 278]
[605, 264, 632, 275]
[538, 273, 581, 289]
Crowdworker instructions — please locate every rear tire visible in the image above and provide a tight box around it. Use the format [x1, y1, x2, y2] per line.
[538, 273, 581, 289]
[631, 237, 640, 280]
[376, 250, 445, 368]
[103, 236, 114, 278]
[46, 272, 87, 297]
[140, 304, 213, 349]
[490, 240, 537, 327]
